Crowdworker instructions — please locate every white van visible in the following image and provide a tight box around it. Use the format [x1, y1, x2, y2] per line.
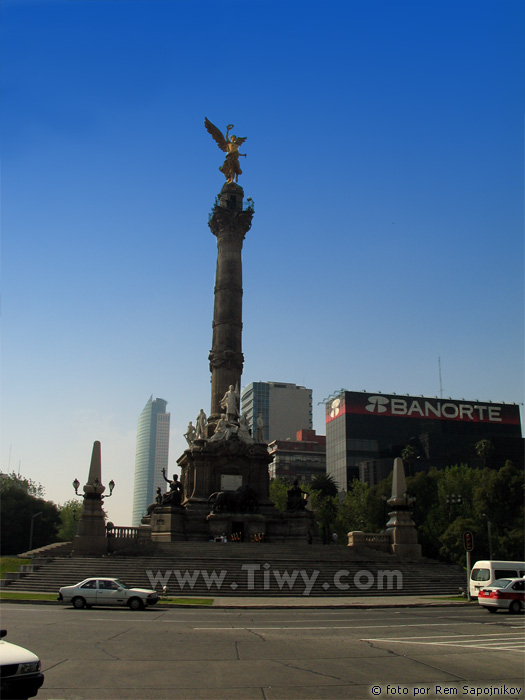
[470, 560, 525, 598]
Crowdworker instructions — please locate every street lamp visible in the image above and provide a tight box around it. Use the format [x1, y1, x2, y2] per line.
[72, 478, 115, 498]
[483, 514, 493, 559]
[445, 493, 462, 521]
[29, 512, 42, 551]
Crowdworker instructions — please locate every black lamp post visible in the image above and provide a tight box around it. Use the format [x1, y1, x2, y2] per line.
[72, 477, 115, 498]
[445, 493, 462, 521]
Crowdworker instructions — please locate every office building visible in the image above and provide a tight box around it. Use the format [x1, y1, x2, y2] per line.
[268, 429, 326, 482]
[326, 390, 523, 490]
[241, 381, 313, 442]
[131, 396, 170, 526]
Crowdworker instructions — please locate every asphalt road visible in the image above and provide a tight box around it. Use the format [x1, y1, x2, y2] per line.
[1, 604, 524, 699]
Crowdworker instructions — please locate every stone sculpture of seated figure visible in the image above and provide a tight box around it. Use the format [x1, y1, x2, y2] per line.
[286, 479, 309, 512]
[161, 469, 184, 506]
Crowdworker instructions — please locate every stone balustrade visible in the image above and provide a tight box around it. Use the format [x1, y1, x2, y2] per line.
[109, 526, 140, 539]
[347, 531, 391, 552]
[106, 526, 141, 553]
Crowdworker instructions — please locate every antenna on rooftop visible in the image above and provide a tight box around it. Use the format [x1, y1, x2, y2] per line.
[438, 356, 443, 399]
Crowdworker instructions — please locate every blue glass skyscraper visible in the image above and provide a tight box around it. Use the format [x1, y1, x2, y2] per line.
[131, 396, 170, 526]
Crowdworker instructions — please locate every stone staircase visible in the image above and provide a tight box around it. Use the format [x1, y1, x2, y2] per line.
[17, 541, 75, 559]
[2, 542, 465, 597]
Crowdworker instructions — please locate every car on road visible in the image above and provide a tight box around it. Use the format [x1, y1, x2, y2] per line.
[58, 577, 159, 610]
[0, 629, 44, 700]
[470, 560, 525, 598]
[477, 577, 524, 613]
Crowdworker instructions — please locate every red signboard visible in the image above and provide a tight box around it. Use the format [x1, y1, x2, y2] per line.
[326, 391, 521, 426]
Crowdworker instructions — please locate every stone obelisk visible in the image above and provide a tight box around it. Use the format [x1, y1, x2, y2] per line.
[74, 441, 108, 555]
[208, 182, 253, 428]
[385, 457, 422, 558]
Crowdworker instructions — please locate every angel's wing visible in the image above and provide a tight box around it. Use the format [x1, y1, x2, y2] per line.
[233, 136, 247, 146]
[204, 118, 228, 152]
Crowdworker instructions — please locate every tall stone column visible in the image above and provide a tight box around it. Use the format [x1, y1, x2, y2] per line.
[208, 182, 253, 427]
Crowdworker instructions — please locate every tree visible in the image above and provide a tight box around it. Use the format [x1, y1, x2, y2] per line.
[475, 439, 495, 469]
[309, 474, 338, 499]
[473, 461, 524, 560]
[335, 479, 374, 537]
[306, 474, 338, 543]
[0, 473, 60, 554]
[439, 516, 477, 565]
[405, 468, 443, 560]
[269, 477, 292, 512]
[310, 491, 338, 544]
[0, 472, 45, 498]
[57, 499, 83, 541]
[401, 445, 418, 476]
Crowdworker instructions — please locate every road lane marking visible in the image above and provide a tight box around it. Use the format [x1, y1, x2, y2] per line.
[363, 632, 525, 653]
[189, 621, 503, 630]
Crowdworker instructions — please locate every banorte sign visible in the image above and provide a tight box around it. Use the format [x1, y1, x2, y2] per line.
[326, 392, 521, 425]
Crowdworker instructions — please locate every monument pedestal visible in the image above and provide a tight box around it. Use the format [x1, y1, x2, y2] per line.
[178, 434, 271, 504]
[206, 512, 266, 542]
[386, 509, 422, 558]
[282, 510, 318, 543]
[146, 505, 186, 542]
[142, 433, 319, 543]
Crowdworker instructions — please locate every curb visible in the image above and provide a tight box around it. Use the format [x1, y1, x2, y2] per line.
[0, 597, 472, 609]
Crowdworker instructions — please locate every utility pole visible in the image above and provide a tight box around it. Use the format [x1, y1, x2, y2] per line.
[29, 512, 42, 550]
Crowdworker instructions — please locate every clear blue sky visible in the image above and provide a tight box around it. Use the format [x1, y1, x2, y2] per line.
[2, 0, 523, 526]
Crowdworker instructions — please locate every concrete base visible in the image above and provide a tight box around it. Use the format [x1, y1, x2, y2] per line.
[143, 505, 186, 542]
[72, 534, 108, 556]
[143, 498, 319, 545]
[386, 508, 423, 559]
[278, 510, 318, 543]
[392, 542, 422, 557]
[206, 512, 266, 542]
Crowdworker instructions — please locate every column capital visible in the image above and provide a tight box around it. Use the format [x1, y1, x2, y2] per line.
[208, 206, 253, 240]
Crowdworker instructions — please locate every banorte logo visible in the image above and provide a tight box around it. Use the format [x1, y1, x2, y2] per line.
[365, 395, 389, 413]
[330, 398, 341, 418]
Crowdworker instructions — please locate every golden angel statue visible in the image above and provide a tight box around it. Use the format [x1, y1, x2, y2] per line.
[204, 118, 247, 183]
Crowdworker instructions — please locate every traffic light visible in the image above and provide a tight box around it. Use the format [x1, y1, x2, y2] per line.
[463, 530, 474, 551]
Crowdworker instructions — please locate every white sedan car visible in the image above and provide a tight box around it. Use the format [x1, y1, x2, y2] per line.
[58, 577, 159, 610]
[0, 629, 44, 699]
[477, 577, 524, 614]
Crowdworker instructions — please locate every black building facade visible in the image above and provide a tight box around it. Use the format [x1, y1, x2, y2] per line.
[326, 391, 523, 490]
